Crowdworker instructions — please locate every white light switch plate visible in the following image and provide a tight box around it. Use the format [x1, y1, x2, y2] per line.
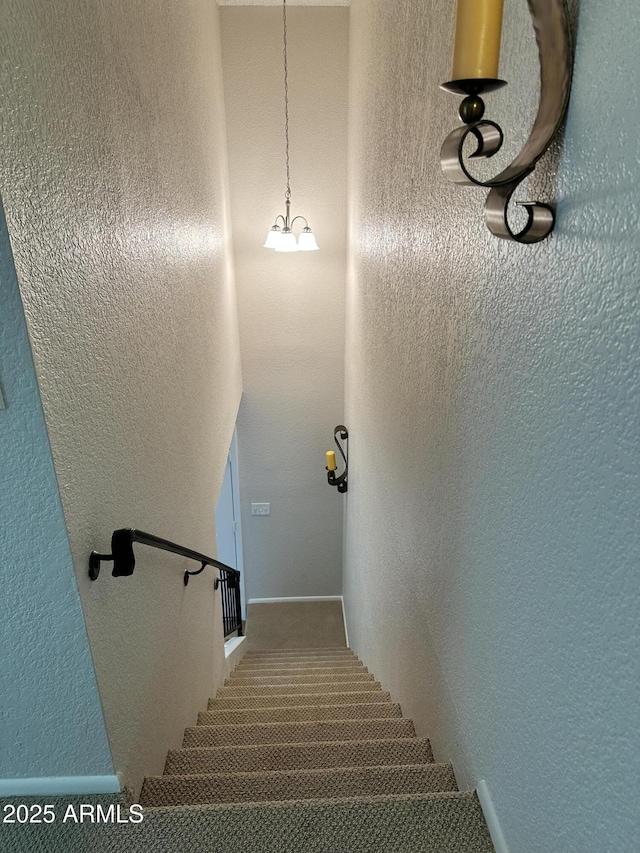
[251, 502, 271, 516]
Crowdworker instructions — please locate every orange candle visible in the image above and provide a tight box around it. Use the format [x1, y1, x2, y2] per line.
[452, 0, 505, 80]
[326, 451, 337, 471]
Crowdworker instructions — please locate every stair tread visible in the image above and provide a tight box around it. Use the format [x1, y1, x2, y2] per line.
[244, 647, 352, 654]
[140, 763, 457, 806]
[242, 657, 358, 664]
[208, 690, 393, 709]
[182, 718, 416, 747]
[236, 662, 366, 672]
[242, 655, 357, 663]
[123, 791, 494, 852]
[240, 660, 359, 668]
[242, 651, 357, 658]
[199, 702, 402, 725]
[216, 681, 383, 697]
[227, 672, 374, 686]
[165, 737, 434, 774]
[242, 655, 355, 661]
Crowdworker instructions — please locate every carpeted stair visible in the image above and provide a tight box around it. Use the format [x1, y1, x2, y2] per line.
[137, 647, 494, 852]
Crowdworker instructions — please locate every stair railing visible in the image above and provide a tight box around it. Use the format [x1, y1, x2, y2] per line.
[88, 528, 243, 638]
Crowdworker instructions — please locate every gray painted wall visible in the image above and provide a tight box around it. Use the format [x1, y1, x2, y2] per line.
[220, 7, 348, 599]
[0, 200, 114, 782]
[1, 0, 242, 794]
[344, 0, 639, 851]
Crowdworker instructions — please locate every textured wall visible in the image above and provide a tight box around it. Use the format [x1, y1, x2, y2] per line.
[344, 1, 639, 851]
[219, 2, 349, 6]
[0, 0, 242, 794]
[0, 201, 114, 781]
[220, 7, 348, 599]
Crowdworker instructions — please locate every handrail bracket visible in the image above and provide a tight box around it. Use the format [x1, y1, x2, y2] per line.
[184, 560, 209, 587]
[88, 552, 113, 581]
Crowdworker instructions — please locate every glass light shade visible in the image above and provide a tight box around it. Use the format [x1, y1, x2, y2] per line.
[263, 226, 282, 249]
[274, 229, 299, 252]
[297, 227, 319, 251]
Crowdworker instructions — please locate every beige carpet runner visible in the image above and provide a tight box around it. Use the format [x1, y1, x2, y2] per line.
[3, 648, 494, 851]
[135, 647, 495, 851]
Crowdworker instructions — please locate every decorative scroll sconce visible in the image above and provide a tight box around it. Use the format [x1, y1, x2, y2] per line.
[440, 0, 573, 243]
[326, 425, 348, 493]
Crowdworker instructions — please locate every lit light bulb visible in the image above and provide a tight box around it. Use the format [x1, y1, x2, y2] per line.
[297, 227, 319, 251]
[274, 229, 299, 252]
[263, 225, 283, 249]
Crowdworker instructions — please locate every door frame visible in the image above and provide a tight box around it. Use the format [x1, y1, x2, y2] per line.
[217, 429, 246, 617]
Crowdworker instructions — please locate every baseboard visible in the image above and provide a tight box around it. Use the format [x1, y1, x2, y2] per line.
[0, 775, 121, 797]
[224, 635, 246, 658]
[223, 634, 248, 680]
[476, 779, 508, 853]
[341, 596, 349, 647]
[247, 596, 343, 604]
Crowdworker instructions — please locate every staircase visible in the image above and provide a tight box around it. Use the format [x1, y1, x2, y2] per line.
[138, 646, 495, 852]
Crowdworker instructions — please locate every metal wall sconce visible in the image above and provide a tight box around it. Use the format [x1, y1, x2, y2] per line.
[326, 425, 348, 493]
[440, 0, 573, 244]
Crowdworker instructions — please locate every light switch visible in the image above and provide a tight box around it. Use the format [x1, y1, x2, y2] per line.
[251, 503, 271, 516]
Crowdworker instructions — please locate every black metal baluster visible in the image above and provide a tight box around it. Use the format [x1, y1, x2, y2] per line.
[235, 573, 243, 635]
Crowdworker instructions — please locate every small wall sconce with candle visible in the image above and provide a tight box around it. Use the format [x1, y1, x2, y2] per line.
[440, 0, 573, 243]
[326, 425, 348, 493]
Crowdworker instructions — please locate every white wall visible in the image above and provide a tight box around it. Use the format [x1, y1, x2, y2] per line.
[0, 200, 114, 787]
[0, 0, 242, 794]
[220, 6, 348, 599]
[344, 1, 639, 851]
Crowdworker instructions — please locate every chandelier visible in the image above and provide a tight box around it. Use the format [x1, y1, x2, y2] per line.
[263, 0, 319, 252]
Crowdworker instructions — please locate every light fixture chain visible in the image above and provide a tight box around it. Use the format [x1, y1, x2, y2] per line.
[283, 0, 291, 200]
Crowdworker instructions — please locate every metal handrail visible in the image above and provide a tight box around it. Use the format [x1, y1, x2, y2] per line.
[88, 529, 243, 637]
[88, 527, 235, 586]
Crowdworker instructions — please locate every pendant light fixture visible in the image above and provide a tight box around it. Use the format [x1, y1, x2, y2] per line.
[263, 0, 319, 252]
